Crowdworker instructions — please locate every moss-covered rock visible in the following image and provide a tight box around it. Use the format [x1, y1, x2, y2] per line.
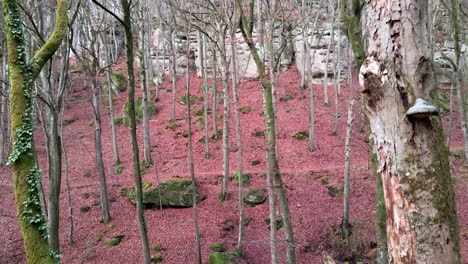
[128, 180, 198, 208]
[238, 106, 252, 114]
[209, 252, 239, 264]
[293, 131, 309, 140]
[327, 185, 343, 197]
[104, 235, 124, 247]
[123, 97, 157, 127]
[244, 188, 266, 207]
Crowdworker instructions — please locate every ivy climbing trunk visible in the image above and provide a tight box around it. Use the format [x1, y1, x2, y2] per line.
[2, 0, 68, 262]
[361, 1, 460, 262]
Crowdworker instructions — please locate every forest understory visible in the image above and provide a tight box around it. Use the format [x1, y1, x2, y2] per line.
[1, 63, 467, 263]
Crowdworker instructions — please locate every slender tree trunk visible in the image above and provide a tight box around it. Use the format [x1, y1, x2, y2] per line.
[92, 79, 111, 224]
[185, 23, 202, 264]
[238, 1, 296, 262]
[211, 45, 219, 139]
[102, 33, 121, 168]
[323, 0, 335, 106]
[46, 107, 62, 252]
[60, 105, 74, 245]
[361, 1, 460, 262]
[446, 74, 455, 148]
[121, 1, 151, 262]
[0, 50, 5, 166]
[219, 24, 230, 202]
[170, 30, 177, 123]
[138, 18, 153, 165]
[229, 8, 245, 253]
[200, 32, 210, 158]
[341, 99, 354, 238]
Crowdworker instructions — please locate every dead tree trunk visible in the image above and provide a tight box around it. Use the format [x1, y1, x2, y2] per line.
[360, 1, 460, 262]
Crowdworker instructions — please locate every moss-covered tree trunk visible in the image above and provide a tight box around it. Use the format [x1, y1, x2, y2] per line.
[121, 1, 151, 263]
[361, 1, 460, 262]
[2, 0, 68, 262]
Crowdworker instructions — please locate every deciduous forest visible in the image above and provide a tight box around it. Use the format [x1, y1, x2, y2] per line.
[0, 0, 467, 263]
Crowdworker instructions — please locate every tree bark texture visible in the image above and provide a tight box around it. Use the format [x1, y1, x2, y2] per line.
[2, 0, 68, 262]
[361, 1, 460, 263]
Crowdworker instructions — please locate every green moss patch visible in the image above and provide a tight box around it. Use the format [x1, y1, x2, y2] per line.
[104, 235, 124, 247]
[179, 95, 197, 105]
[293, 131, 309, 140]
[328, 185, 343, 197]
[265, 218, 284, 230]
[251, 160, 261, 166]
[209, 243, 226, 252]
[233, 171, 250, 186]
[244, 188, 266, 207]
[80, 206, 90, 213]
[238, 106, 252, 114]
[128, 180, 198, 208]
[279, 94, 293, 102]
[151, 254, 163, 263]
[114, 117, 123, 126]
[123, 97, 157, 127]
[111, 73, 127, 92]
[209, 252, 239, 264]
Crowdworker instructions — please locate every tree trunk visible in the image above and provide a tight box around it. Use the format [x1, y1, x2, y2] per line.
[341, 99, 354, 238]
[102, 33, 121, 168]
[2, 0, 68, 262]
[138, 18, 153, 165]
[185, 30, 202, 264]
[91, 79, 111, 224]
[121, 1, 151, 262]
[46, 107, 62, 252]
[361, 1, 460, 262]
[200, 32, 210, 158]
[170, 30, 177, 123]
[218, 23, 230, 202]
[211, 45, 219, 139]
[0, 49, 6, 166]
[323, 0, 335, 106]
[238, 1, 296, 262]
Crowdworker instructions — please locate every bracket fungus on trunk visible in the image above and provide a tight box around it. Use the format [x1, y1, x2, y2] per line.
[406, 98, 438, 119]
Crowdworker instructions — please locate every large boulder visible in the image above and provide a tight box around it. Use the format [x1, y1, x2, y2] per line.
[243, 188, 267, 207]
[128, 180, 198, 208]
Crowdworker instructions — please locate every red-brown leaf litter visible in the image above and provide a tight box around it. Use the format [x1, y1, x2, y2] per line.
[1, 63, 467, 263]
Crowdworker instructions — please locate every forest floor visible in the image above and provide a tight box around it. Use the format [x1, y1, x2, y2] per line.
[1, 64, 467, 264]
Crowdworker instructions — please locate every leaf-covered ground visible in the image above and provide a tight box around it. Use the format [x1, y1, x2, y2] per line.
[1, 64, 466, 263]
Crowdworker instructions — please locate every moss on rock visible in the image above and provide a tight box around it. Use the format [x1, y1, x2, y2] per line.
[244, 188, 266, 206]
[128, 180, 198, 208]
